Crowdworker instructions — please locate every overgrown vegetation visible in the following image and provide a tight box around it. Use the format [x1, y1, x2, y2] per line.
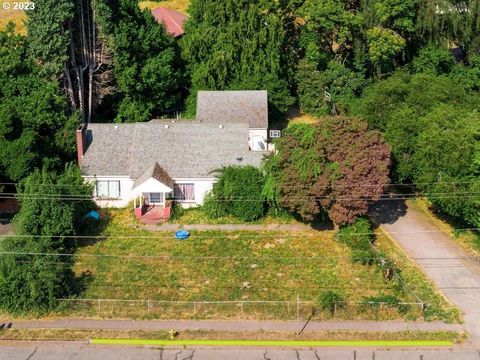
[203, 166, 266, 222]
[0, 167, 93, 313]
[264, 118, 391, 225]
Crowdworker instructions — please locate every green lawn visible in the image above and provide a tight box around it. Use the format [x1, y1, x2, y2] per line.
[66, 209, 458, 321]
[0, 329, 465, 343]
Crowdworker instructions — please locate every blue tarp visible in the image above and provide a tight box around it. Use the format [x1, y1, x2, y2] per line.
[175, 230, 190, 240]
[85, 210, 101, 221]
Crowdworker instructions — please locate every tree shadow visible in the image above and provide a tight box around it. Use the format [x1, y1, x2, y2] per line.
[369, 197, 407, 227]
[71, 270, 94, 296]
[71, 211, 111, 249]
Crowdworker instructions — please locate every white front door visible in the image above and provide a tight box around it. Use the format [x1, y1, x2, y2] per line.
[149, 192, 164, 205]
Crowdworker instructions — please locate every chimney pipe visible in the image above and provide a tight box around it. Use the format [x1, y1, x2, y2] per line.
[76, 124, 87, 164]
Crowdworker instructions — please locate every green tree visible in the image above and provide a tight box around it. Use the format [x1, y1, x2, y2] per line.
[296, 59, 367, 116]
[353, 71, 471, 130]
[266, 118, 391, 225]
[26, 0, 74, 79]
[413, 105, 480, 227]
[0, 25, 75, 181]
[412, 43, 455, 75]
[182, 0, 294, 114]
[204, 166, 266, 221]
[366, 27, 406, 73]
[0, 167, 93, 313]
[104, 0, 184, 122]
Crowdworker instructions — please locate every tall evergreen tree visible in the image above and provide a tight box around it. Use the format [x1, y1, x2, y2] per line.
[0, 24, 76, 181]
[182, 0, 295, 114]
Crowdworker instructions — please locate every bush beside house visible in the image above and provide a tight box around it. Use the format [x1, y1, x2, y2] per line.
[203, 166, 266, 222]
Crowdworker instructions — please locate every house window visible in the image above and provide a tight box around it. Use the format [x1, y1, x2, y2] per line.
[96, 180, 121, 199]
[149, 193, 164, 204]
[174, 184, 195, 201]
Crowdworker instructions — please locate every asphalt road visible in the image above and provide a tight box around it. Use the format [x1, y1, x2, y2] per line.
[1, 342, 479, 360]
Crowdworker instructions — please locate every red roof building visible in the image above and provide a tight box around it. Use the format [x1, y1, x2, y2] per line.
[151, 7, 187, 38]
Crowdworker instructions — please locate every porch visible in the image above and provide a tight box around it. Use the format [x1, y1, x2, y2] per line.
[132, 163, 175, 223]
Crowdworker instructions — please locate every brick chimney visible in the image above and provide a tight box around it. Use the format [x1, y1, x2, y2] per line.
[76, 124, 87, 164]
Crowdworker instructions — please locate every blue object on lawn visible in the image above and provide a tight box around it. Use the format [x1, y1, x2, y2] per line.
[85, 210, 101, 221]
[175, 230, 190, 240]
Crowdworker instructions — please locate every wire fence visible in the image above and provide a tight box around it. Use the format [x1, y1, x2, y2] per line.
[58, 297, 425, 320]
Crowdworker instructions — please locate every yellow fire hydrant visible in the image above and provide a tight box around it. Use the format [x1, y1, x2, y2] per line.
[168, 329, 177, 340]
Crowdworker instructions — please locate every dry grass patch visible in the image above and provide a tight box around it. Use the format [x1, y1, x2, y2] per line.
[0, 4, 27, 34]
[139, 0, 189, 13]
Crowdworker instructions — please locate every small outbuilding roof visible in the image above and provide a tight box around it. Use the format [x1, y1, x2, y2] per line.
[196, 90, 268, 129]
[151, 7, 187, 38]
[81, 123, 267, 179]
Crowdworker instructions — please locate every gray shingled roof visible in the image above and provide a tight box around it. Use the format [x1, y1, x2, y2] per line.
[196, 91, 268, 129]
[133, 162, 174, 189]
[81, 123, 267, 179]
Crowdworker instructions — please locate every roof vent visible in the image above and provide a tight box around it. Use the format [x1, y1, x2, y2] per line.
[219, 125, 224, 129]
[114, 125, 118, 130]
[236, 157, 243, 162]
[165, 125, 169, 129]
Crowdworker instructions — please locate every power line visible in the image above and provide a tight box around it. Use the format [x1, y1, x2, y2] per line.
[1, 227, 479, 239]
[1, 179, 479, 188]
[1, 192, 480, 202]
[2, 250, 480, 262]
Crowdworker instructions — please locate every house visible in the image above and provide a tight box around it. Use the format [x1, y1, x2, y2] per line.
[151, 7, 188, 38]
[196, 90, 269, 151]
[77, 91, 271, 221]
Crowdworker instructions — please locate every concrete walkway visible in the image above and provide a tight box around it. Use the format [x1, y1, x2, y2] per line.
[141, 223, 314, 232]
[371, 200, 480, 342]
[4, 319, 463, 333]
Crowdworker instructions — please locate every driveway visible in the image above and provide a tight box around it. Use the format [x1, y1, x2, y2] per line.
[370, 199, 480, 342]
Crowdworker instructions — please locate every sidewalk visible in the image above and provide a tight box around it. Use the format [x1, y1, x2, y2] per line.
[4, 319, 464, 333]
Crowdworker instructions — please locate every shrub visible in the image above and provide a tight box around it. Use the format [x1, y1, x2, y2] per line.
[318, 291, 344, 314]
[169, 201, 185, 221]
[0, 250, 73, 314]
[204, 166, 266, 221]
[336, 218, 374, 251]
[412, 44, 455, 75]
[351, 249, 377, 265]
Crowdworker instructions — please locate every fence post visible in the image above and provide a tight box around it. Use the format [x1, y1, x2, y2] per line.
[296, 295, 300, 320]
[147, 300, 151, 313]
[97, 299, 101, 312]
[193, 301, 197, 312]
[241, 301, 244, 313]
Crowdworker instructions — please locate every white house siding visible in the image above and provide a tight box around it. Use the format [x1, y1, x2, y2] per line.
[85, 176, 135, 208]
[248, 128, 268, 151]
[173, 178, 215, 208]
[86, 176, 215, 209]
